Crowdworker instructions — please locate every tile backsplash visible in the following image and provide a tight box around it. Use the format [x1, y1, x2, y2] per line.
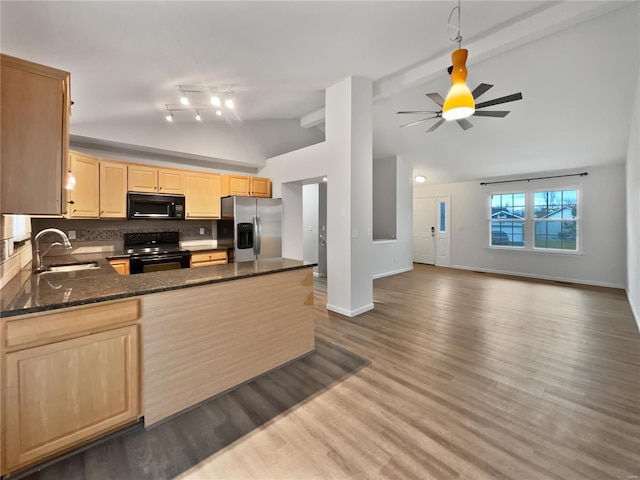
[31, 218, 217, 251]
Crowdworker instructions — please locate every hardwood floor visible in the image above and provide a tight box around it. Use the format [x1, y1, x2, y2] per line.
[19, 265, 640, 479]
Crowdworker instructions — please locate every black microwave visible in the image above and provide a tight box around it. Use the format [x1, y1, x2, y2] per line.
[127, 192, 185, 220]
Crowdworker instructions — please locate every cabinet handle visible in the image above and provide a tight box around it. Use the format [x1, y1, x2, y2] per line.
[159, 186, 162, 191]
[68, 200, 75, 205]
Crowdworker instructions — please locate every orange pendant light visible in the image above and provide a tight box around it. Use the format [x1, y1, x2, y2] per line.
[442, 48, 475, 121]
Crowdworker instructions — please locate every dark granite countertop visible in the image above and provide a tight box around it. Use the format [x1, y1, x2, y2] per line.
[0, 254, 315, 318]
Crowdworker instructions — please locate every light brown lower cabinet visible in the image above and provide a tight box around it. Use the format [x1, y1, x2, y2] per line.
[109, 258, 130, 275]
[190, 249, 227, 267]
[2, 300, 141, 475]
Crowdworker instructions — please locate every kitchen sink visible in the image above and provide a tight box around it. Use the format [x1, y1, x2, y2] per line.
[40, 261, 100, 273]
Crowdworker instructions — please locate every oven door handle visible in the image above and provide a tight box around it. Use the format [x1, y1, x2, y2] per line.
[136, 254, 185, 263]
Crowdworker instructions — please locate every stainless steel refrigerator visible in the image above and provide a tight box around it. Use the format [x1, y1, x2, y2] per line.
[219, 196, 282, 262]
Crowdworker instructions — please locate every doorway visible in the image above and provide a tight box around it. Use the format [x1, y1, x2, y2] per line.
[413, 195, 450, 266]
[302, 181, 327, 277]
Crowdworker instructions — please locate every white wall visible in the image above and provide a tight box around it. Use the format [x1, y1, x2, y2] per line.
[260, 77, 374, 316]
[626, 76, 640, 330]
[281, 183, 304, 261]
[415, 164, 627, 288]
[372, 156, 413, 279]
[302, 184, 319, 264]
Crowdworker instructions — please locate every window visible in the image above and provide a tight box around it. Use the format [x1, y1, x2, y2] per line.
[439, 201, 447, 233]
[490, 192, 525, 247]
[533, 190, 577, 251]
[488, 189, 579, 252]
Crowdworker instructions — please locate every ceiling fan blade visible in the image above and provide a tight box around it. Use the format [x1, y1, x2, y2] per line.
[426, 92, 445, 106]
[475, 92, 523, 109]
[400, 117, 438, 128]
[426, 118, 445, 133]
[471, 83, 493, 100]
[456, 118, 474, 130]
[397, 110, 440, 115]
[473, 110, 510, 118]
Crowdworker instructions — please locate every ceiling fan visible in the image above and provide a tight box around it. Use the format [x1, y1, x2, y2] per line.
[397, 81, 523, 133]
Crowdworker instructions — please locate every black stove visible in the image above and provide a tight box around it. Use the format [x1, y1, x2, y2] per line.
[123, 232, 191, 274]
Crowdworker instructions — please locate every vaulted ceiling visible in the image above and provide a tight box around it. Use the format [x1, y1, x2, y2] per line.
[1, 1, 638, 183]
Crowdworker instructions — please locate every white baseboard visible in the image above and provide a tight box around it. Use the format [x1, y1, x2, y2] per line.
[326, 302, 374, 317]
[626, 288, 640, 334]
[450, 264, 625, 290]
[372, 266, 413, 280]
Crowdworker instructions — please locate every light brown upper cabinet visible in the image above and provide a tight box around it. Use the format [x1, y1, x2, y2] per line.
[128, 164, 185, 194]
[185, 172, 221, 219]
[1, 54, 70, 215]
[221, 174, 271, 198]
[157, 168, 185, 194]
[99, 161, 127, 218]
[67, 151, 99, 218]
[250, 177, 272, 198]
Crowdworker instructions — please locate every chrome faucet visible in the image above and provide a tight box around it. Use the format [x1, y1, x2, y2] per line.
[34, 228, 72, 271]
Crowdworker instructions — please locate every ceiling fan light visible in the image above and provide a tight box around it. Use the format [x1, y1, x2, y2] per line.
[443, 48, 475, 121]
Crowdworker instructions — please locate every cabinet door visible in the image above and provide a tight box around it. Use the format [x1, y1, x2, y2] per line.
[250, 177, 272, 198]
[68, 152, 99, 218]
[222, 174, 250, 197]
[99, 161, 127, 218]
[4, 326, 139, 471]
[1, 55, 70, 215]
[128, 164, 157, 193]
[185, 172, 221, 219]
[108, 258, 130, 275]
[157, 168, 185, 194]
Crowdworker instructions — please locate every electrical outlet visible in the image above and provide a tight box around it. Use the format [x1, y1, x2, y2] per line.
[68, 230, 76, 240]
[199, 228, 205, 235]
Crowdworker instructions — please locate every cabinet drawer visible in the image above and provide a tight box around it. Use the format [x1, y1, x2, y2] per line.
[190, 250, 227, 267]
[4, 299, 140, 351]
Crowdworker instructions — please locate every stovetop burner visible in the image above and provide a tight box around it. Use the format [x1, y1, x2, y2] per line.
[123, 231, 189, 257]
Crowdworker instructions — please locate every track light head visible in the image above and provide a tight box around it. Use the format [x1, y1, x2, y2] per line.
[211, 96, 221, 107]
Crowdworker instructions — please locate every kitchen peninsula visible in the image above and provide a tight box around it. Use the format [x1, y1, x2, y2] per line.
[0, 258, 315, 475]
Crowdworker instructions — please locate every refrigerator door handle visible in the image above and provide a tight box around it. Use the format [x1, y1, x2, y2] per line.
[256, 215, 262, 256]
[252, 215, 258, 256]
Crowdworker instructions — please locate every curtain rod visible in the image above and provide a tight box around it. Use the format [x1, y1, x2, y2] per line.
[480, 172, 588, 186]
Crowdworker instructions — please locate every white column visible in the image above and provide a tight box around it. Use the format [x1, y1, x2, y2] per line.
[325, 77, 374, 316]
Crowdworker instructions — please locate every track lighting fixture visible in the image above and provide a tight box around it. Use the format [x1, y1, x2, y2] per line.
[179, 87, 190, 106]
[163, 85, 236, 121]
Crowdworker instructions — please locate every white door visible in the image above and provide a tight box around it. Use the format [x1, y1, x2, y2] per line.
[435, 196, 451, 266]
[413, 197, 436, 264]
